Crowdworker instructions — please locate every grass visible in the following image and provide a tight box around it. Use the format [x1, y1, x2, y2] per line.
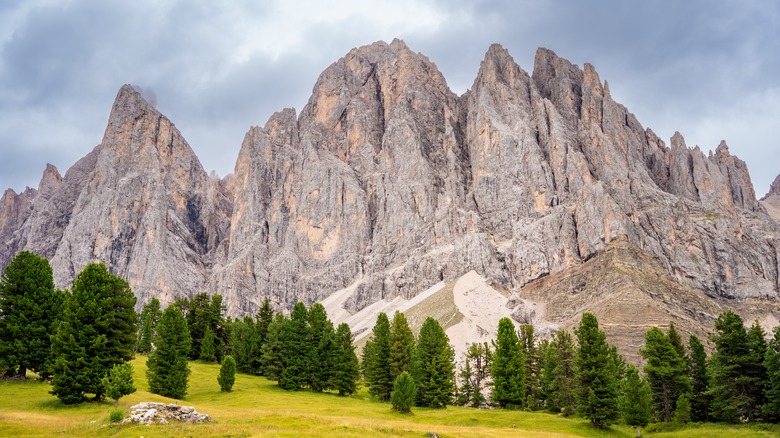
[1, 358, 779, 437]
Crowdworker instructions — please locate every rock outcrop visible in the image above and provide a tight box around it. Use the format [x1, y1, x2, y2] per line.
[1, 40, 778, 346]
[761, 174, 780, 224]
[122, 402, 210, 425]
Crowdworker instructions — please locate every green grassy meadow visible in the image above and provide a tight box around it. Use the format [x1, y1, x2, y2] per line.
[1, 357, 778, 437]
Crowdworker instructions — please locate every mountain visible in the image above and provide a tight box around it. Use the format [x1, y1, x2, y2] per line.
[2, 40, 778, 358]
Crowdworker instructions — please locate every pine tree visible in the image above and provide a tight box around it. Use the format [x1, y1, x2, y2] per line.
[363, 312, 393, 401]
[177, 293, 226, 361]
[708, 311, 752, 423]
[640, 326, 691, 422]
[218, 355, 236, 392]
[0, 251, 64, 379]
[620, 365, 652, 438]
[688, 334, 709, 422]
[307, 303, 336, 392]
[667, 322, 686, 361]
[744, 320, 768, 421]
[101, 363, 136, 407]
[50, 263, 137, 403]
[199, 326, 218, 362]
[519, 324, 543, 410]
[456, 358, 474, 406]
[254, 298, 275, 374]
[672, 393, 691, 424]
[146, 305, 191, 399]
[390, 371, 416, 414]
[491, 317, 524, 408]
[548, 329, 577, 416]
[279, 302, 309, 391]
[230, 316, 255, 373]
[466, 342, 492, 407]
[389, 311, 415, 382]
[136, 298, 161, 354]
[412, 317, 455, 408]
[260, 313, 288, 382]
[575, 312, 619, 429]
[764, 325, 780, 423]
[332, 323, 360, 396]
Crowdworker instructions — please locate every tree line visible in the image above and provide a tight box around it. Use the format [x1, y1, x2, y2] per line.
[2, 250, 780, 432]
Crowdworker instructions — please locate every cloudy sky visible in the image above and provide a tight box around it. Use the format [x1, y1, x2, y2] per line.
[1, 0, 779, 196]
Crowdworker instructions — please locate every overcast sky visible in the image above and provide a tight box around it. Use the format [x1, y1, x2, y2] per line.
[1, 0, 778, 196]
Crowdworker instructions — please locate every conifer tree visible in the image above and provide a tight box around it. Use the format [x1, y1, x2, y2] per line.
[260, 313, 288, 382]
[672, 393, 691, 424]
[456, 359, 474, 406]
[389, 311, 415, 382]
[279, 302, 309, 391]
[708, 311, 753, 423]
[256, 298, 275, 344]
[101, 363, 136, 408]
[620, 365, 652, 438]
[764, 325, 780, 423]
[548, 329, 577, 416]
[688, 334, 709, 422]
[332, 323, 360, 396]
[390, 371, 416, 414]
[50, 263, 137, 403]
[744, 320, 768, 421]
[147, 305, 191, 399]
[412, 317, 455, 408]
[199, 326, 218, 362]
[0, 251, 64, 378]
[363, 312, 393, 401]
[230, 316, 255, 373]
[176, 293, 226, 361]
[307, 303, 336, 392]
[136, 297, 161, 354]
[491, 317, 524, 408]
[667, 322, 686, 361]
[466, 342, 492, 407]
[519, 324, 543, 410]
[575, 312, 619, 429]
[640, 326, 690, 422]
[218, 355, 236, 392]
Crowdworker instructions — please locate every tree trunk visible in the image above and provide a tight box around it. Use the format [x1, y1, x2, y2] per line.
[17, 366, 26, 379]
[635, 426, 641, 437]
[114, 399, 119, 408]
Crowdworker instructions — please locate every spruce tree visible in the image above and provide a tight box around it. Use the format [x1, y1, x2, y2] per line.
[672, 393, 691, 424]
[230, 316, 255, 373]
[548, 329, 577, 416]
[491, 317, 524, 408]
[363, 312, 393, 401]
[279, 302, 309, 390]
[412, 317, 455, 408]
[466, 342, 492, 407]
[620, 365, 652, 438]
[332, 323, 360, 396]
[456, 358, 474, 406]
[260, 313, 288, 382]
[218, 355, 236, 392]
[708, 311, 752, 423]
[667, 322, 686, 361]
[101, 363, 136, 408]
[199, 326, 218, 362]
[254, 298, 275, 374]
[136, 298, 161, 354]
[50, 263, 137, 403]
[390, 371, 417, 414]
[575, 312, 619, 429]
[147, 305, 191, 399]
[0, 251, 63, 378]
[519, 324, 543, 410]
[389, 311, 415, 382]
[177, 293, 226, 361]
[640, 326, 690, 422]
[688, 334, 709, 422]
[307, 303, 336, 392]
[744, 320, 768, 421]
[764, 325, 780, 423]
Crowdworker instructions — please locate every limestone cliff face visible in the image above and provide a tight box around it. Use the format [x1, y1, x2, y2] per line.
[1, 41, 778, 319]
[761, 174, 780, 224]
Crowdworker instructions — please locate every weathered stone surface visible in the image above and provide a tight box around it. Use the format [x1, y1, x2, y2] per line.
[760, 174, 780, 224]
[122, 402, 210, 425]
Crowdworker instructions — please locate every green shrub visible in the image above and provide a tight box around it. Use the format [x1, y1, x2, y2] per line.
[109, 408, 124, 423]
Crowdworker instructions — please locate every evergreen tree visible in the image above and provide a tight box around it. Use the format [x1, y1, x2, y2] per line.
[708, 311, 753, 423]
[519, 324, 543, 410]
[491, 317, 525, 408]
[230, 316, 255, 373]
[744, 320, 768, 421]
[466, 342, 492, 407]
[667, 322, 686, 361]
[332, 323, 360, 396]
[199, 326, 218, 362]
[260, 313, 288, 382]
[640, 326, 691, 422]
[548, 329, 577, 416]
[136, 298, 161, 354]
[176, 293, 226, 361]
[0, 251, 64, 378]
[620, 365, 652, 438]
[672, 393, 691, 424]
[389, 311, 415, 382]
[307, 303, 336, 392]
[456, 358, 474, 406]
[764, 325, 780, 423]
[146, 305, 191, 399]
[363, 312, 393, 401]
[412, 317, 455, 408]
[50, 263, 137, 403]
[279, 302, 309, 390]
[390, 371, 416, 414]
[688, 334, 710, 422]
[575, 312, 619, 429]
[101, 363, 136, 408]
[218, 355, 236, 392]
[256, 298, 275, 344]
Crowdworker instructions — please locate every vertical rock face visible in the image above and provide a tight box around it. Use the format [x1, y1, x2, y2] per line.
[1, 41, 778, 318]
[761, 174, 780, 224]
